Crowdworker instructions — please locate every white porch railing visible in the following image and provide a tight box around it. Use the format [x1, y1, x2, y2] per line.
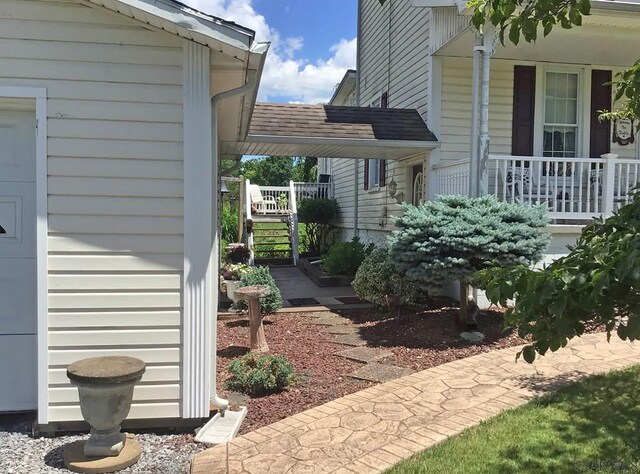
[256, 182, 335, 215]
[433, 155, 640, 222]
[433, 159, 470, 196]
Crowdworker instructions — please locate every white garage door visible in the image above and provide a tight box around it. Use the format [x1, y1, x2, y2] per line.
[0, 105, 38, 412]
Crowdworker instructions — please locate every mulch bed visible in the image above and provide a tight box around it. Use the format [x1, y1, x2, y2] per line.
[216, 301, 529, 434]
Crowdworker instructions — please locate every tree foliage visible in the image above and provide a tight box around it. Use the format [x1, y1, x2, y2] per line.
[297, 198, 339, 255]
[389, 195, 549, 286]
[241, 156, 293, 186]
[476, 192, 640, 363]
[352, 247, 426, 309]
[389, 195, 549, 323]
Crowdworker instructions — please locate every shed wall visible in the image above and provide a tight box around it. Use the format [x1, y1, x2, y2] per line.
[0, 0, 184, 421]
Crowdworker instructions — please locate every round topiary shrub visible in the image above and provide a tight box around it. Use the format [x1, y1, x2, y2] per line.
[352, 247, 425, 308]
[231, 266, 283, 314]
[225, 353, 296, 397]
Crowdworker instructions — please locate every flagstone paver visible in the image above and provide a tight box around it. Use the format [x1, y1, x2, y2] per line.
[337, 347, 393, 363]
[332, 334, 367, 347]
[191, 333, 640, 474]
[349, 363, 414, 383]
[308, 316, 350, 326]
[326, 326, 361, 335]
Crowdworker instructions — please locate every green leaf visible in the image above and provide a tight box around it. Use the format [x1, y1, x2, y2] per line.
[509, 23, 521, 46]
[522, 346, 536, 363]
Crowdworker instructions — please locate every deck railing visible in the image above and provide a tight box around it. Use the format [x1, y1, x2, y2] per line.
[433, 159, 470, 197]
[255, 182, 335, 215]
[433, 154, 640, 222]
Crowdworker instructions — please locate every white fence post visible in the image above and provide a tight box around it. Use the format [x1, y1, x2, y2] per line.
[602, 155, 617, 217]
[289, 180, 299, 266]
[244, 178, 255, 265]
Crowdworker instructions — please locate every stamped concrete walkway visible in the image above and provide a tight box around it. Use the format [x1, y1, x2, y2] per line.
[191, 333, 640, 474]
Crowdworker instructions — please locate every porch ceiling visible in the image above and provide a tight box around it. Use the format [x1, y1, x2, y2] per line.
[219, 103, 438, 160]
[437, 17, 640, 67]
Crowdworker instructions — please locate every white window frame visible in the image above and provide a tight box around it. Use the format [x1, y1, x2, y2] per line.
[534, 67, 586, 158]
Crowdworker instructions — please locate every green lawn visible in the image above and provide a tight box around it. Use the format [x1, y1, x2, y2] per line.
[389, 365, 640, 474]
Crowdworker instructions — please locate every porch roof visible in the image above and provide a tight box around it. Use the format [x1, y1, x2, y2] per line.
[220, 103, 438, 160]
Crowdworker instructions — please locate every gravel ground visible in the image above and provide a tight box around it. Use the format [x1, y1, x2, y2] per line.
[0, 413, 206, 474]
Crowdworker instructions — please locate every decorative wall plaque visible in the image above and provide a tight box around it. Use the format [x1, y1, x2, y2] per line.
[613, 118, 635, 146]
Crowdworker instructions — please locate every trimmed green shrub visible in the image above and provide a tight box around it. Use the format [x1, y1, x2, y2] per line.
[225, 353, 296, 396]
[231, 266, 283, 313]
[389, 195, 549, 325]
[322, 237, 375, 276]
[352, 247, 426, 308]
[297, 198, 339, 255]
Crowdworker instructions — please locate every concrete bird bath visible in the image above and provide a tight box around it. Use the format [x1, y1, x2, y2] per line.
[234, 285, 271, 353]
[64, 356, 145, 473]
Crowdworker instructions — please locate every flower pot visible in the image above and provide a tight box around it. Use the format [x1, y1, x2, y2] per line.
[66, 356, 145, 458]
[225, 280, 240, 303]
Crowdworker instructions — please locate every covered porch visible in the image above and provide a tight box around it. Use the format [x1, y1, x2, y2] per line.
[226, 103, 438, 264]
[427, 2, 640, 224]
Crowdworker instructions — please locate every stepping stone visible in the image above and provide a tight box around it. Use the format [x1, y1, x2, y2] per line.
[308, 316, 348, 326]
[326, 326, 358, 335]
[337, 347, 392, 363]
[305, 311, 338, 319]
[332, 334, 366, 347]
[348, 363, 413, 383]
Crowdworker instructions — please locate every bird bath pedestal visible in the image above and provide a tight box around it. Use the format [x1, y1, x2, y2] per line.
[64, 356, 145, 473]
[234, 285, 271, 353]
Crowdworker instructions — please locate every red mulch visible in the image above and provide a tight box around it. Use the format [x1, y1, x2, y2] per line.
[216, 302, 527, 434]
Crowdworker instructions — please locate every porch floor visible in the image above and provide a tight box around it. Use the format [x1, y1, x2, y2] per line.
[270, 266, 364, 308]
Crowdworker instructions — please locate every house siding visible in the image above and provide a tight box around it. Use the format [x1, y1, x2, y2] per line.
[332, 0, 429, 240]
[0, 0, 184, 422]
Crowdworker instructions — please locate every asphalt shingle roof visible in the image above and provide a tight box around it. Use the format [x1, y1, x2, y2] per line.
[249, 103, 437, 142]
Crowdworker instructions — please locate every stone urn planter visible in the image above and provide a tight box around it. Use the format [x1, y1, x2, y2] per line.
[224, 279, 241, 303]
[64, 356, 145, 473]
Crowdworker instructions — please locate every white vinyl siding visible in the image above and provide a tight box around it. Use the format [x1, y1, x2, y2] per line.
[351, 0, 429, 234]
[0, 0, 184, 422]
[439, 57, 514, 164]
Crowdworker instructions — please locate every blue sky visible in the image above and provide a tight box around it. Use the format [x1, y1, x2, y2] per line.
[185, 0, 358, 103]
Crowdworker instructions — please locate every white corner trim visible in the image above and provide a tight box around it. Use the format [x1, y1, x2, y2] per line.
[182, 41, 212, 419]
[0, 86, 49, 424]
[35, 94, 48, 425]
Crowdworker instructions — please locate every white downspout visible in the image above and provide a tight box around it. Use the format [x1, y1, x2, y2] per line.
[469, 33, 483, 197]
[210, 70, 258, 413]
[478, 28, 493, 196]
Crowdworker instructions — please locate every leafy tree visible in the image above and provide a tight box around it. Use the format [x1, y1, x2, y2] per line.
[241, 156, 293, 186]
[389, 195, 549, 326]
[476, 191, 640, 363]
[292, 157, 318, 183]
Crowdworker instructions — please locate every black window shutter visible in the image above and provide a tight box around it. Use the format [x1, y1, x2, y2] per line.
[379, 92, 388, 186]
[511, 66, 536, 157]
[363, 159, 369, 190]
[590, 70, 612, 158]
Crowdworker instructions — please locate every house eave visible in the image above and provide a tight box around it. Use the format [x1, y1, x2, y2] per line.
[85, 0, 255, 57]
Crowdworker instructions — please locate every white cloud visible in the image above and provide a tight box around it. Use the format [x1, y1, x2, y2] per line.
[183, 0, 356, 104]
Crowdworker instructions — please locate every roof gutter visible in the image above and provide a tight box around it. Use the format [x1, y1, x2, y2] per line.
[209, 69, 260, 414]
[245, 134, 440, 150]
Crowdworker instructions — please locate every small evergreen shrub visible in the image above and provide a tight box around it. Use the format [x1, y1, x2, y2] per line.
[297, 198, 340, 255]
[322, 237, 375, 276]
[225, 353, 296, 396]
[352, 247, 426, 308]
[231, 266, 283, 313]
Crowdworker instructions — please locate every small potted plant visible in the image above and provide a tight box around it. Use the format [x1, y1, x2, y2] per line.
[277, 193, 288, 211]
[221, 263, 250, 302]
[226, 244, 251, 264]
